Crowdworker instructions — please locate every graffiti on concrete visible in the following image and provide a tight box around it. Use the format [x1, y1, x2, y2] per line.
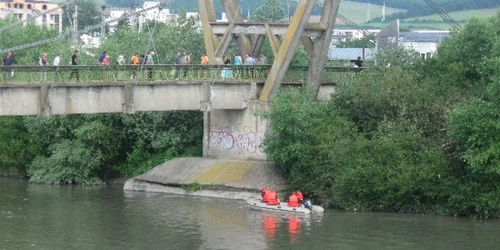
[210, 130, 265, 158]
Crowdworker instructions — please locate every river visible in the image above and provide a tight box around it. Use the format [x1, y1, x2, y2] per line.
[1, 178, 499, 250]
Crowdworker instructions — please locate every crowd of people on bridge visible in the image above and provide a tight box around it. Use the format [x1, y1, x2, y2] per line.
[1, 50, 272, 81]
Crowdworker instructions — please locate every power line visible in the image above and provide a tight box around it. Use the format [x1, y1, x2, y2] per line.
[0, 0, 78, 33]
[313, 0, 393, 49]
[0, 2, 168, 54]
[424, 0, 462, 31]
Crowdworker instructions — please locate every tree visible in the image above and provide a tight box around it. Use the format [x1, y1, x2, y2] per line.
[62, 0, 101, 31]
[0, 15, 72, 65]
[249, 0, 285, 22]
[100, 13, 204, 64]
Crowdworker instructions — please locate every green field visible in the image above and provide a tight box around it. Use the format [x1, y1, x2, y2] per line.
[337, 1, 405, 23]
[404, 8, 499, 22]
[357, 8, 498, 30]
[362, 21, 452, 30]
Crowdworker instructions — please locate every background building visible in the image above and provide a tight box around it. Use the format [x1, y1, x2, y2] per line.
[0, 0, 63, 32]
[106, 1, 178, 32]
[399, 31, 450, 59]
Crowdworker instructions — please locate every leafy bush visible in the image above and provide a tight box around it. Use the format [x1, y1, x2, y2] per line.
[264, 87, 450, 212]
[28, 140, 103, 185]
[22, 111, 203, 184]
[0, 117, 41, 176]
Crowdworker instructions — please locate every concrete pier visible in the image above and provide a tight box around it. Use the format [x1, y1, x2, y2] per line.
[124, 157, 287, 199]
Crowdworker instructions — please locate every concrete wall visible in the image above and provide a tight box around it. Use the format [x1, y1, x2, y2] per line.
[204, 84, 336, 160]
[128, 157, 287, 191]
[0, 81, 259, 116]
[205, 103, 270, 160]
[0, 81, 336, 116]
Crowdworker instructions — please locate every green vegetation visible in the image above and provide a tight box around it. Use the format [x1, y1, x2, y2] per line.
[336, 1, 403, 23]
[263, 14, 500, 218]
[404, 8, 499, 22]
[2, 112, 203, 185]
[181, 182, 205, 192]
[249, 0, 285, 22]
[61, 0, 102, 32]
[358, 0, 499, 22]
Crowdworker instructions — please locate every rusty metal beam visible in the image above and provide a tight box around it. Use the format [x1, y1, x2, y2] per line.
[251, 35, 266, 57]
[221, 0, 252, 57]
[198, 0, 218, 64]
[214, 22, 234, 58]
[308, 0, 340, 100]
[210, 22, 326, 36]
[301, 37, 314, 56]
[265, 24, 281, 57]
[259, 0, 316, 102]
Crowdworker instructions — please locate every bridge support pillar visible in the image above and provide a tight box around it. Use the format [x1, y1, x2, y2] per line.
[39, 85, 51, 116]
[204, 102, 270, 160]
[122, 82, 135, 114]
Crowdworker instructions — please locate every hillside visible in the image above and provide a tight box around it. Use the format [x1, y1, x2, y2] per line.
[404, 8, 499, 22]
[356, 0, 500, 21]
[103, 0, 403, 22]
[87, 0, 497, 30]
[351, 0, 499, 13]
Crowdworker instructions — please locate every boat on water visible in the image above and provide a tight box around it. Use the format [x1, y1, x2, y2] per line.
[246, 198, 324, 215]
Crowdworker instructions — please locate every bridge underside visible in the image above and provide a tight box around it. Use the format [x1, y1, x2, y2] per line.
[0, 81, 336, 116]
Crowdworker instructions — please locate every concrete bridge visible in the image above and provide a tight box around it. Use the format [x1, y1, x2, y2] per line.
[0, 0, 347, 162]
[0, 64, 363, 160]
[0, 64, 362, 116]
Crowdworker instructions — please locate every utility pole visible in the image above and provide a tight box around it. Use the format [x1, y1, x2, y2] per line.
[130, 4, 137, 31]
[287, 0, 290, 22]
[73, 4, 78, 49]
[100, 5, 107, 37]
[382, 1, 386, 22]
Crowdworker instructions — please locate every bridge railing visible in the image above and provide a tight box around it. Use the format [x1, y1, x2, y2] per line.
[0, 64, 365, 84]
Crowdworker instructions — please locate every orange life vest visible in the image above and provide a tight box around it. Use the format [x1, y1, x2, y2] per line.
[288, 193, 300, 207]
[296, 191, 304, 202]
[261, 188, 270, 202]
[266, 191, 280, 205]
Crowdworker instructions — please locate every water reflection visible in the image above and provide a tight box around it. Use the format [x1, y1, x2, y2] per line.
[263, 215, 279, 242]
[2, 179, 500, 250]
[287, 216, 301, 244]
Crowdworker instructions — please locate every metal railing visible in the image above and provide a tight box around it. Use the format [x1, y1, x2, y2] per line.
[0, 64, 365, 84]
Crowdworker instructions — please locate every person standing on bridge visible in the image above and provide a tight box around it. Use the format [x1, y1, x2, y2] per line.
[258, 53, 268, 65]
[354, 56, 364, 68]
[2, 51, 14, 78]
[245, 54, 256, 78]
[234, 53, 242, 65]
[116, 51, 126, 80]
[99, 51, 107, 65]
[259, 53, 269, 76]
[39, 53, 48, 82]
[130, 52, 139, 80]
[53, 52, 61, 81]
[117, 51, 126, 66]
[146, 52, 155, 80]
[200, 52, 209, 65]
[69, 50, 79, 81]
[174, 52, 182, 79]
[181, 52, 190, 78]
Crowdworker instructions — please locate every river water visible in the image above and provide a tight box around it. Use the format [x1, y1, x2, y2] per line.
[1, 178, 499, 250]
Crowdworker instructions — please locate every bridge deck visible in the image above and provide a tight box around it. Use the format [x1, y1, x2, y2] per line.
[0, 65, 364, 84]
